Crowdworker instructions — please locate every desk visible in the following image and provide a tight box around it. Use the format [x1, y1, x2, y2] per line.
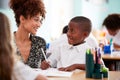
[48, 71, 120, 80]
[102, 54, 120, 71]
[102, 54, 120, 60]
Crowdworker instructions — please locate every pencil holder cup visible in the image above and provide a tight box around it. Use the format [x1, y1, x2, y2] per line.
[101, 67, 109, 78]
[92, 64, 102, 79]
[104, 45, 111, 54]
[102, 72, 108, 78]
[92, 72, 103, 79]
[94, 64, 101, 72]
[86, 53, 94, 78]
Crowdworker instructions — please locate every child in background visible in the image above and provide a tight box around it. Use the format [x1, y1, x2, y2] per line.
[102, 14, 120, 50]
[46, 25, 68, 57]
[102, 13, 120, 71]
[41, 16, 92, 71]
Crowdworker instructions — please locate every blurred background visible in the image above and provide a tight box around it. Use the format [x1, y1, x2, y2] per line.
[0, 0, 120, 43]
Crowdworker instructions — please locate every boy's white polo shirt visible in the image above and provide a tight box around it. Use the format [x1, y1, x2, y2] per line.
[48, 42, 90, 68]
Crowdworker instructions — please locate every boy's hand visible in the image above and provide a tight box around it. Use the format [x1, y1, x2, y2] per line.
[64, 65, 76, 71]
[40, 60, 50, 70]
[58, 64, 85, 71]
[58, 64, 76, 71]
[58, 67, 66, 71]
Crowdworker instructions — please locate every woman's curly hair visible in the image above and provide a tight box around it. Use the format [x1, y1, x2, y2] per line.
[9, 0, 46, 26]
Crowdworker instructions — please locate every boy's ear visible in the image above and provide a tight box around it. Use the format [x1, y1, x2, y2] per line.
[84, 32, 89, 38]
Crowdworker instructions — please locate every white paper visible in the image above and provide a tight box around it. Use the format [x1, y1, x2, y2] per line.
[34, 68, 73, 77]
[111, 51, 120, 56]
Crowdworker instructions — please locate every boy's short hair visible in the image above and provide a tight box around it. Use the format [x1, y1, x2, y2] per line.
[62, 25, 68, 34]
[70, 16, 92, 34]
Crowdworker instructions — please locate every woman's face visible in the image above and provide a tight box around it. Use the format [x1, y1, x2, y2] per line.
[21, 13, 42, 35]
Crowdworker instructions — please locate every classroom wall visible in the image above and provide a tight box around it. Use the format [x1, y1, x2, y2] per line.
[0, 0, 120, 43]
[73, 0, 120, 29]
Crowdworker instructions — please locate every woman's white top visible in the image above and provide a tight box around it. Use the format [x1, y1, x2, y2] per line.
[12, 61, 39, 80]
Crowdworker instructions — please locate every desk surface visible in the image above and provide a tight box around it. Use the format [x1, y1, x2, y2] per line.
[102, 54, 120, 71]
[102, 54, 120, 60]
[48, 71, 120, 80]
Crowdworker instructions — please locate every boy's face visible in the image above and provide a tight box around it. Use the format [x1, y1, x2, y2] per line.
[108, 29, 119, 36]
[67, 21, 86, 46]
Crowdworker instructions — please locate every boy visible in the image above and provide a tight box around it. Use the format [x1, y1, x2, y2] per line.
[41, 16, 92, 71]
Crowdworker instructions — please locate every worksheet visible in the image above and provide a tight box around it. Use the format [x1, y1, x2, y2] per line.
[34, 68, 73, 77]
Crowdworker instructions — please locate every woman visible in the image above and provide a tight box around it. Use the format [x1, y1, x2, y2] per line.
[0, 12, 47, 80]
[9, 0, 46, 68]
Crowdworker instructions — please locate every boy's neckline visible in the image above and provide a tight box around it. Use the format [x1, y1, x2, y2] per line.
[73, 41, 86, 46]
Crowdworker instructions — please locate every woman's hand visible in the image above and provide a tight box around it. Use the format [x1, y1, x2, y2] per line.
[40, 60, 50, 70]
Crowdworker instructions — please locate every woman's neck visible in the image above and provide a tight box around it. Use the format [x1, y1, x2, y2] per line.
[15, 27, 30, 43]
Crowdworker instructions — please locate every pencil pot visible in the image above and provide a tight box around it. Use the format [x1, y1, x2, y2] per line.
[101, 67, 109, 78]
[86, 53, 94, 78]
[92, 72, 103, 79]
[92, 64, 102, 79]
[94, 64, 101, 72]
[103, 45, 111, 54]
[103, 72, 108, 78]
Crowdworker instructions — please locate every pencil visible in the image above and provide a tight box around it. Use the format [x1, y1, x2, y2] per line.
[41, 48, 47, 61]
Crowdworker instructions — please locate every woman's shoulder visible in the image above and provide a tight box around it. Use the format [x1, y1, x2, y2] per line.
[30, 35, 46, 43]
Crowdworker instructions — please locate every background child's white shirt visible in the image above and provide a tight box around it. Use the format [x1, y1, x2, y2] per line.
[113, 30, 120, 46]
[48, 42, 91, 68]
[105, 30, 120, 46]
[12, 61, 40, 80]
[85, 33, 98, 48]
[47, 34, 68, 54]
